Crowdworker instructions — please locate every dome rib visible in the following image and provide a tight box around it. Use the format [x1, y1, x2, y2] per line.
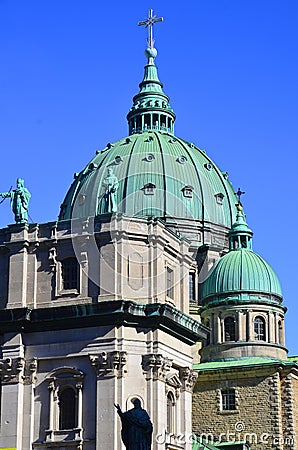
[122, 138, 138, 213]
[155, 132, 167, 216]
[59, 132, 238, 230]
[175, 138, 206, 227]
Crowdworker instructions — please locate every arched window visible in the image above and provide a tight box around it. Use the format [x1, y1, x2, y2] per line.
[59, 387, 76, 430]
[224, 317, 236, 341]
[167, 392, 175, 433]
[278, 320, 283, 345]
[166, 267, 174, 299]
[254, 316, 266, 341]
[61, 257, 78, 290]
[46, 367, 84, 442]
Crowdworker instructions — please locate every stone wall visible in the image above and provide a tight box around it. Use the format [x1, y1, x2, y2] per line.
[292, 374, 298, 447]
[193, 368, 281, 449]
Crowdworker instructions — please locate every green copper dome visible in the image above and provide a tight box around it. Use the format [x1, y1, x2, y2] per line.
[59, 35, 239, 231]
[59, 131, 238, 229]
[201, 207, 283, 307]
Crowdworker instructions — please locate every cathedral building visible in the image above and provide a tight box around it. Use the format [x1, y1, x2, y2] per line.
[0, 9, 297, 450]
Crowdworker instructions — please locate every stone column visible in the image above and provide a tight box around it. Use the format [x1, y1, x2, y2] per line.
[214, 314, 221, 344]
[76, 382, 83, 429]
[21, 358, 38, 449]
[142, 354, 173, 450]
[26, 245, 38, 308]
[0, 354, 25, 449]
[7, 238, 29, 307]
[237, 310, 244, 341]
[247, 310, 253, 341]
[89, 350, 127, 450]
[180, 368, 198, 450]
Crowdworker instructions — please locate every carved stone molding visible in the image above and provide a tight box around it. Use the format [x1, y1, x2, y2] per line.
[142, 353, 172, 381]
[23, 358, 38, 385]
[89, 351, 127, 378]
[180, 367, 198, 392]
[0, 357, 37, 384]
[48, 246, 57, 272]
[165, 373, 182, 399]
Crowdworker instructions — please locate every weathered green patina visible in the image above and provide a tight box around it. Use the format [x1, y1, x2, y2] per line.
[59, 132, 238, 227]
[201, 205, 283, 307]
[0, 178, 31, 224]
[59, 30, 238, 230]
[193, 357, 298, 372]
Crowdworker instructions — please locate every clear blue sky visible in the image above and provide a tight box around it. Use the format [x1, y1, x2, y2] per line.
[0, 1, 297, 354]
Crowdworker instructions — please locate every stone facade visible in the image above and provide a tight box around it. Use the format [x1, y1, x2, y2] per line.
[192, 364, 298, 450]
[0, 216, 208, 450]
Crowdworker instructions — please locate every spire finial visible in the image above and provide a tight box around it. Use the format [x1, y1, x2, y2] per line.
[229, 203, 253, 251]
[138, 9, 163, 49]
[235, 187, 245, 203]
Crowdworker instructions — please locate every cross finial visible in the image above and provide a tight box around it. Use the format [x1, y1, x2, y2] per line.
[236, 187, 245, 202]
[138, 9, 163, 49]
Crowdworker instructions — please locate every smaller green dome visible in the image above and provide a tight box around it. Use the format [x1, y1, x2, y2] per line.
[201, 207, 283, 307]
[201, 249, 282, 306]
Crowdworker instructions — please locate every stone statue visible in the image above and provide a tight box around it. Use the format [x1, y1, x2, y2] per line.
[115, 398, 153, 450]
[102, 168, 119, 213]
[0, 178, 31, 224]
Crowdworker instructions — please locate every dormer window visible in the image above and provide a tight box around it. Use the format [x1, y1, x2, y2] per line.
[145, 153, 155, 162]
[143, 183, 156, 195]
[114, 155, 123, 165]
[215, 193, 224, 205]
[177, 155, 187, 164]
[182, 185, 194, 198]
[205, 163, 213, 171]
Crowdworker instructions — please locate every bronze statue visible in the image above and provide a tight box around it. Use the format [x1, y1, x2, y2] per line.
[115, 399, 153, 449]
[0, 178, 31, 224]
[102, 168, 119, 213]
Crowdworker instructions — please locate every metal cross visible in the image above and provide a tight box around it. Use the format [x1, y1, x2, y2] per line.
[236, 187, 245, 202]
[138, 9, 163, 48]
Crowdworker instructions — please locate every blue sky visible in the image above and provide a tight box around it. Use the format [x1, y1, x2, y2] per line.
[0, 1, 297, 354]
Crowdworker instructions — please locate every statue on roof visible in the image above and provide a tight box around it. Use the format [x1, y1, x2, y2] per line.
[115, 398, 153, 450]
[0, 178, 31, 224]
[102, 168, 119, 213]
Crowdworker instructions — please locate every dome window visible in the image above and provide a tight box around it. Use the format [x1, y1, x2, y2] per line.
[224, 317, 236, 341]
[204, 163, 213, 171]
[88, 162, 98, 171]
[254, 316, 266, 341]
[145, 136, 154, 142]
[215, 193, 224, 205]
[125, 137, 131, 144]
[182, 185, 194, 198]
[177, 155, 187, 164]
[143, 183, 156, 195]
[145, 153, 155, 162]
[114, 156, 123, 165]
[106, 143, 113, 149]
[168, 138, 176, 143]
